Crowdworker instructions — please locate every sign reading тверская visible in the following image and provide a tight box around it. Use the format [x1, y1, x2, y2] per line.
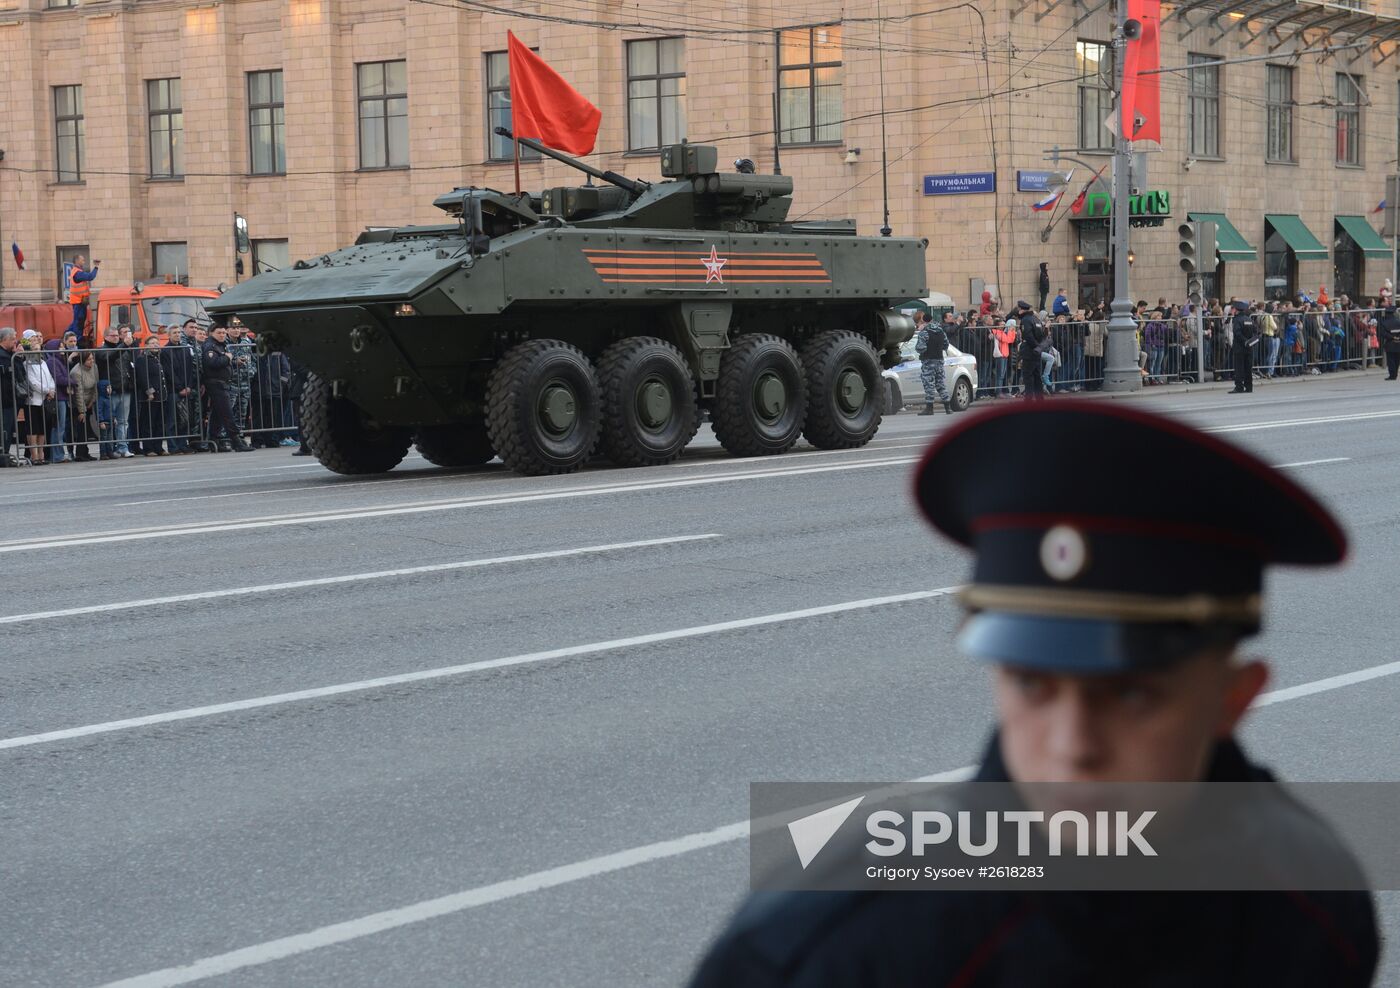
[923, 173, 996, 195]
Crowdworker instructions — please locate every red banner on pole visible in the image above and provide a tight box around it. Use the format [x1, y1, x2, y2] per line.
[506, 31, 602, 155]
[1121, 0, 1161, 144]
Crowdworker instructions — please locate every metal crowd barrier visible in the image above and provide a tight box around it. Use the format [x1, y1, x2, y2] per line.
[2, 341, 303, 465]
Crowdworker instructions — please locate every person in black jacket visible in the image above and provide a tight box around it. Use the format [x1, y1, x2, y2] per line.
[162, 320, 198, 453]
[915, 312, 952, 415]
[1380, 305, 1400, 380]
[689, 402, 1378, 988]
[98, 325, 136, 458]
[134, 335, 168, 455]
[1230, 301, 1258, 394]
[0, 327, 22, 465]
[287, 357, 312, 455]
[1037, 261, 1050, 312]
[1015, 301, 1048, 400]
[202, 326, 250, 452]
[251, 348, 292, 447]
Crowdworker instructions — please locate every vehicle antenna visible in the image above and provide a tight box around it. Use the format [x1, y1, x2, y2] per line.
[877, 0, 892, 237]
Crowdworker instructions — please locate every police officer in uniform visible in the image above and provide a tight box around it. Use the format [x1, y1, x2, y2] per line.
[1229, 300, 1258, 393]
[689, 400, 1378, 988]
[1015, 301, 1048, 399]
[1379, 304, 1400, 380]
[202, 326, 251, 452]
[915, 311, 952, 416]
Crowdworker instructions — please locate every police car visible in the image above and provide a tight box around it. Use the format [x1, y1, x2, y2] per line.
[881, 337, 980, 415]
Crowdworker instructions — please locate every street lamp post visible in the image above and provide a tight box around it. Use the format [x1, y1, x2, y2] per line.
[1103, 2, 1141, 393]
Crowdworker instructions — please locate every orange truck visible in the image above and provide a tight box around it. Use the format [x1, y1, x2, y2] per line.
[0, 283, 221, 346]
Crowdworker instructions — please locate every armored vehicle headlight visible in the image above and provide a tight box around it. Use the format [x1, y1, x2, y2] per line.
[394, 303, 418, 317]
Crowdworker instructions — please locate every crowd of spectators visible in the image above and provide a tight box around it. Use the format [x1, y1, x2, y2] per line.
[934, 287, 1388, 397]
[0, 321, 308, 467]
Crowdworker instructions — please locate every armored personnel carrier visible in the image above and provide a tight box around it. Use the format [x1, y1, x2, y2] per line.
[206, 136, 927, 476]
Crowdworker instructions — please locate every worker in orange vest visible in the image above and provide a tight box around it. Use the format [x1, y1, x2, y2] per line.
[66, 254, 100, 340]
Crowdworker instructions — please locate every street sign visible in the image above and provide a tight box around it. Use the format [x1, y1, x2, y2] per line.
[923, 173, 996, 196]
[1017, 170, 1068, 193]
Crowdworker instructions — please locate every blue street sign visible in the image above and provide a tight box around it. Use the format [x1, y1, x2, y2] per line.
[1017, 170, 1059, 193]
[922, 172, 996, 196]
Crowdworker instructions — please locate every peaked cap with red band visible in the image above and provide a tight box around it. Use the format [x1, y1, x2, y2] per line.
[913, 400, 1347, 671]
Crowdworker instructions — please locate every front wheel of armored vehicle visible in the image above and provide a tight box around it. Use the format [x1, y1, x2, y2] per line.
[712, 334, 807, 457]
[801, 330, 884, 449]
[302, 372, 412, 475]
[414, 422, 495, 468]
[597, 337, 699, 467]
[485, 340, 601, 476]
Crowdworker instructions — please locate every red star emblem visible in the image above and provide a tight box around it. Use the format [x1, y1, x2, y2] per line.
[701, 245, 728, 284]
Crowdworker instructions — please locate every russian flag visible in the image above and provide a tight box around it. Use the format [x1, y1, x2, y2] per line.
[1031, 191, 1062, 212]
[10, 241, 23, 270]
[1373, 199, 1386, 214]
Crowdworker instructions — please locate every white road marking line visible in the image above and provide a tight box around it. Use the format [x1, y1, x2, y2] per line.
[114, 472, 481, 507]
[1252, 660, 1400, 707]
[0, 587, 960, 753]
[1205, 409, 1400, 433]
[0, 455, 920, 554]
[7, 407, 1385, 553]
[90, 657, 1400, 988]
[1273, 457, 1351, 469]
[0, 535, 720, 627]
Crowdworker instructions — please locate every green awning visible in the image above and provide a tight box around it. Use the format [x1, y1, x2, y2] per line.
[1188, 211, 1257, 262]
[1264, 213, 1329, 261]
[1335, 215, 1392, 260]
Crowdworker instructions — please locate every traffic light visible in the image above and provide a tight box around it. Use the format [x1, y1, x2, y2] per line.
[1178, 222, 1202, 274]
[1178, 220, 1216, 298]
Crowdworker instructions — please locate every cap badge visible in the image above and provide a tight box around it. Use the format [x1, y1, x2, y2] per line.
[1040, 525, 1089, 582]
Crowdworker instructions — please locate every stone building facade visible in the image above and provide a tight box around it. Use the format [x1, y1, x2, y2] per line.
[1, 0, 1397, 311]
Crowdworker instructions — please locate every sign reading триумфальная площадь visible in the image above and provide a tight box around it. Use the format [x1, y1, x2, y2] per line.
[749, 781, 1400, 892]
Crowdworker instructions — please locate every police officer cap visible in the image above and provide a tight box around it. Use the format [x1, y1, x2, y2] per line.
[1233, 300, 1251, 312]
[913, 400, 1345, 672]
[1015, 300, 1031, 311]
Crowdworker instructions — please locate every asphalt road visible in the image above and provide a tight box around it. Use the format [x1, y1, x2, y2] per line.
[3, 370, 1398, 987]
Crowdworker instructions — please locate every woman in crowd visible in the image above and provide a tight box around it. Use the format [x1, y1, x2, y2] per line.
[68, 349, 99, 462]
[42, 333, 75, 462]
[991, 317, 1017, 397]
[134, 334, 169, 456]
[19, 330, 56, 465]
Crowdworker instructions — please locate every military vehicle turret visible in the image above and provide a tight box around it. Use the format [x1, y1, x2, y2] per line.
[206, 134, 927, 476]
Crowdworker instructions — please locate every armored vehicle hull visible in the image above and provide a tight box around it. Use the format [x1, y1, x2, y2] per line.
[209, 142, 926, 476]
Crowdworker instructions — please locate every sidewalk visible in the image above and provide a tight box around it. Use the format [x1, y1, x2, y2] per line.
[1049, 365, 1392, 402]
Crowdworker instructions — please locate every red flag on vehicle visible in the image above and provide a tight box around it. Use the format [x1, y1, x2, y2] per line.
[506, 31, 602, 155]
[1120, 0, 1162, 143]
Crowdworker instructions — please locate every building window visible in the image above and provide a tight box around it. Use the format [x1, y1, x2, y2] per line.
[152, 242, 189, 284]
[1263, 223, 1295, 302]
[1076, 41, 1114, 152]
[1336, 73, 1362, 166]
[249, 70, 286, 175]
[252, 239, 289, 275]
[777, 25, 842, 145]
[46, 0, 77, 8]
[357, 60, 408, 169]
[485, 50, 542, 161]
[54, 85, 84, 182]
[1188, 54, 1220, 158]
[1265, 65, 1293, 163]
[627, 38, 686, 151]
[147, 78, 183, 178]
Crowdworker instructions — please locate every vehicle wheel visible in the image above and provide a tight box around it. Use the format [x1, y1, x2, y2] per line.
[801, 330, 883, 449]
[950, 376, 973, 413]
[301, 372, 412, 475]
[712, 334, 807, 457]
[414, 421, 495, 467]
[884, 378, 902, 416]
[485, 339, 601, 476]
[597, 337, 699, 467]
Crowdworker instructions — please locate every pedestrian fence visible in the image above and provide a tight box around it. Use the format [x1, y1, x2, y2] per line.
[947, 308, 1389, 399]
[2, 342, 301, 466]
